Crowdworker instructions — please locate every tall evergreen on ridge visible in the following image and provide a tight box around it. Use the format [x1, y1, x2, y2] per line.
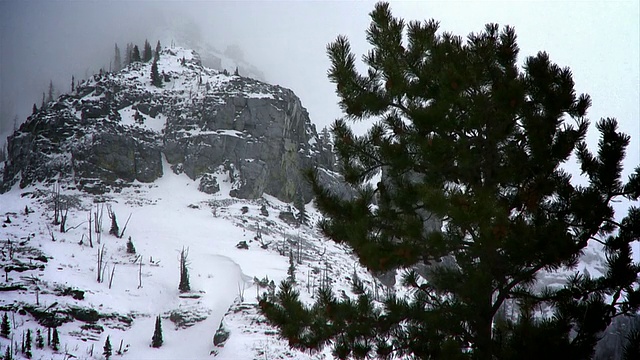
[143, 39, 152, 62]
[46, 80, 54, 103]
[131, 45, 141, 63]
[259, 2, 640, 359]
[114, 43, 122, 72]
[155, 40, 161, 61]
[124, 43, 133, 65]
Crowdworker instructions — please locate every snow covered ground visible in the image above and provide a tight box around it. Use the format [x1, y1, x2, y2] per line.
[0, 155, 377, 359]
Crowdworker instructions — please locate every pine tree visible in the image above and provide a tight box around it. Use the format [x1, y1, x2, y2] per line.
[259, 3, 640, 359]
[155, 40, 161, 61]
[124, 43, 133, 65]
[151, 315, 163, 348]
[126, 236, 136, 254]
[287, 250, 296, 283]
[3, 345, 11, 360]
[47, 80, 54, 103]
[71, 75, 75, 92]
[143, 39, 152, 62]
[178, 247, 190, 293]
[40, 92, 45, 109]
[293, 193, 308, 225]
[24, 329, 31, 359]
[131, 45, 141, 63]
[151, 58, 162, 88]
[114, 44, 122, 72]
[35, 329, 43, 349]
[0, 313, 10, 338]
[103, 335, 112, 359]
[51, 327, 59, 351]
[233, 66, 239, 76]
[32, 104, 37, 115]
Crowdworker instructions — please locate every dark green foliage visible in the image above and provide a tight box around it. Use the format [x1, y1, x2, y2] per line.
[294, 194, 309, 225]
[3, 344, 11, 360]
[155, 40, 161, 61]
[131, 45, 141, 63]
[151, 59, 162, 88]
[103, 335, 112, 359]
[109, 212, 119, 237]
[114, 44, 122, 72]
[259, 2, 640, 359]
[126, 236, 136, 254]
[32, 104, 37, 114]
[143, 39, 152, 62]
[0, 313, 9, 338]
[287, 250, 296, 283]
[151, 315, 163, 348]
[35, 329, 43, 349]
[234, 66, 239, 76]
[51, 327, 59, 351]
[24, 329, 31, 359]
[178, 247, 190, 293]
[623, 329, 640, 360]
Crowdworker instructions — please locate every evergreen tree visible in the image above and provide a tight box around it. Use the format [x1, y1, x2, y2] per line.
[287, 250, 296, 283]
[71, 75, 75, 92]
[155, 40, 161, 61]
[46, 80, 54, 103]
[131, 45, 141, 63]
[124, 43, 133, 65]
[24, 329, 31, 359]
[233, 66, 239, 76]
[259, 3, 640, 359]
[293, 193, 308, 225]
[40, 92, 45, 109]
[0, 313, 10, 338]
[35, 329, 43, 349]
[3, 345, 11, 360]
[126, 236, 136, 254]
[178, 247, 190, 293]
[103, 335, 112, 359]
[143, 39, 152, 62]
[114, 44, 122, 72]
[151, 58, 162, 88]
[151, 315, 163, 348]
[32, 104, 37, 115]
[51, 327, 59, 351]
[109, 212, 119, 237]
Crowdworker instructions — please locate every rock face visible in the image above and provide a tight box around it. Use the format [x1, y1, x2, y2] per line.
[0, 47, 336, 202]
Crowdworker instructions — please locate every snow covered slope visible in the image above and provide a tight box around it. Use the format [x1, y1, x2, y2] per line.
[0, 153, 381, 359]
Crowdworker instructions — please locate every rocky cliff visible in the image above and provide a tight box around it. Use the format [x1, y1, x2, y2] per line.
[0, 47, 336, 202]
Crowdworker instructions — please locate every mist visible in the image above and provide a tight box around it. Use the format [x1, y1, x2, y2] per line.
[1, 0, 638, 174]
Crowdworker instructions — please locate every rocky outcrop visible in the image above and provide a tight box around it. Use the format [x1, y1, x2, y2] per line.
[0, 47, 336, 202]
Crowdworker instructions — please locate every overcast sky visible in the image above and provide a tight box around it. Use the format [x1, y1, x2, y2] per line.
[1, 0, 638, 178]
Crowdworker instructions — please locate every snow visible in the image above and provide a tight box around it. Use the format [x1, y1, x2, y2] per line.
[0, 152, 369, 359]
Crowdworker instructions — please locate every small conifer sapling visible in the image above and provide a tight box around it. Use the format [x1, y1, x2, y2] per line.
[151, 315, 163, 348]
[103, 335, 112, 359]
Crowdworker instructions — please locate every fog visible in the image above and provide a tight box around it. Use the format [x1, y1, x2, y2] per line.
[1, 0, 638, 174]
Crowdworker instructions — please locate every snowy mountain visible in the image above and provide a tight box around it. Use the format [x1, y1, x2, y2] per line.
[0, 46, 633, 360]
[0, 47, 361, 359]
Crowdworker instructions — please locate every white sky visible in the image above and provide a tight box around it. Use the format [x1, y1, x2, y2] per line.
[1, 0, 638, 177]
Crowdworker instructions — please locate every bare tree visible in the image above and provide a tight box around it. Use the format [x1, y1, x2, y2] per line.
[94, 203, 104, 234]
[96, 245, 105, 283]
